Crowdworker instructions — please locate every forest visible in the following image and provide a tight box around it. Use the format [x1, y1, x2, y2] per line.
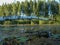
[0, 0, 60, 25]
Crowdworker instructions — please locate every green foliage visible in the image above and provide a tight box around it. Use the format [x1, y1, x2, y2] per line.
[0, 1, 59, 16]
[51, 1, 59, 15]
[0, 1, 60, 24]
[33, 0, 37, 15]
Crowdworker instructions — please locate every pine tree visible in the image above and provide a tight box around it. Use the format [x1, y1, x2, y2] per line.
[33, 0, 37, 15]
[16, 1, 21, 15]
[59, 0, 60, 15]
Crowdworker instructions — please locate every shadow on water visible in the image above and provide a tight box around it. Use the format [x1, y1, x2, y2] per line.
[0, 25, 60, 42]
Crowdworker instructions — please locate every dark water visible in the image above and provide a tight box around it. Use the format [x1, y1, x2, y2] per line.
[0, 25, 60, 41]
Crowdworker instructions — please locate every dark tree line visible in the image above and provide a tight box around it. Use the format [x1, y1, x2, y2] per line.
[0, 0, 59, 16]
[0, 0, 60, 24]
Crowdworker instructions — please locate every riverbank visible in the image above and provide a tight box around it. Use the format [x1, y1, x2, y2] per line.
[0, 24, 60, 26]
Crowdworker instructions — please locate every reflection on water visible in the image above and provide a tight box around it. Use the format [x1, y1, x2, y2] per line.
[0, 25, 60, 41]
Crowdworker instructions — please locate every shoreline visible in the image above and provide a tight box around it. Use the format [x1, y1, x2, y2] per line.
[0, 24, 60, 26]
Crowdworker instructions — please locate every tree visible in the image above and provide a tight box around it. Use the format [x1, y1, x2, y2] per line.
[20, 2, 25, 14]
[3, 4, 9, 16]
[50, 1, 59, 22]
[38, 1, 45, 16]
[7, 4, 12, 15]
[33, 0, 37, 15]
[30, 0, 33, 15]
[59, 0, 60, 15]
[0, 5, 5, 16]
[24, 0, 32, 16]
[12, 3, 17, 15]
[51, 1, 59, 15]
[16, 1, 21, 15]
